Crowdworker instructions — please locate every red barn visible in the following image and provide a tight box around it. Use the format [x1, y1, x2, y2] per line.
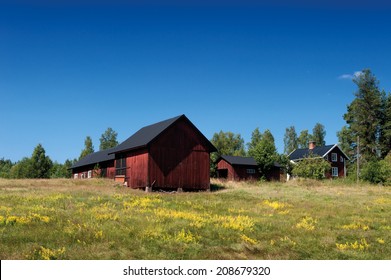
[71, 115, 216, 191]
[216, 155, 282, 181]
[71, 148, 116, 179]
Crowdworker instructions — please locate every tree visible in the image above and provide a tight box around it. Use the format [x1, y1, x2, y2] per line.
[247, 127, 262, 156]
[0, 158, 14, 178]
[50, 159, 73, 178]
[210, 131, 246, 176]
[99, 127, 119, 151]
[252, 137, 279, 179]
[30, 144, 53, 178]
[297, 129, 312, 149]
[337, 125, 355, 158]
[284, 126, 298, 154]
[380, 93, 391, 157]
[79, 136, 94, 160]
[343, 69, 384, 162]
[210, 131, 246, 157]
[247, 128, 275, 158]
[10, 157, 32, 179]
[312, 123, 326, 146]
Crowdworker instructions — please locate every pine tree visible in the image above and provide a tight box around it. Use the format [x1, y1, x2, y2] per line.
[30, 144, 53, 178]
[99, 127, 119, 151]
[343, 69, 384, 161]
[79, 136, 94, 160]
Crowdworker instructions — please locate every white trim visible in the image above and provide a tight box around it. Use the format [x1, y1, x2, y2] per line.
[332, 167, 338, 177]
[331, 153, 338, 162]
[74, 173, 78, 179]
[88, 170, 92, 179]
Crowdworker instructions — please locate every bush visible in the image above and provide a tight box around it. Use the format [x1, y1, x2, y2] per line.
[292, 156, 331, 180]
[361, 159, 391, 185]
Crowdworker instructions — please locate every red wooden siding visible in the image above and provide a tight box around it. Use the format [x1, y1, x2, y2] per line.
[325, 146, 347, 178]
[122, 149, 148, 188]
[73, 160, 115, 179]
[217, 159, 260, 181]
[148, 118, 211, 190]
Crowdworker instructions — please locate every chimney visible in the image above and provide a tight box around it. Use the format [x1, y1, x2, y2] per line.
[309, 141, 316, 150]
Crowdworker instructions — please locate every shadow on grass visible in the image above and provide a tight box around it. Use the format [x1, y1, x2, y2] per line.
[210, 183, 226, 192]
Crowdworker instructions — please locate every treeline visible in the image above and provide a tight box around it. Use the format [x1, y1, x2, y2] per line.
[209, 69, 391, 185]
[0, 127, 119, 179]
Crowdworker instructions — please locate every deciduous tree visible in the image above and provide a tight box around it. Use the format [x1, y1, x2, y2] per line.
[99, 127, 119, 151]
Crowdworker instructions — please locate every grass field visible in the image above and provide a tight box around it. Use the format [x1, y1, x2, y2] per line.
[0, 178, 390, 260]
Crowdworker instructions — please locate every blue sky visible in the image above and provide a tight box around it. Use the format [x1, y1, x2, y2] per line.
[1, 1, 391, 163]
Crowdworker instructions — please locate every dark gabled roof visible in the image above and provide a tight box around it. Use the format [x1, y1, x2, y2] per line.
[219, 155, 282, 168]
[71, 147, 116, 169]
[109, 114, 216, 154]
[220, 155, 258, 166]
[289, 144, 350, 161]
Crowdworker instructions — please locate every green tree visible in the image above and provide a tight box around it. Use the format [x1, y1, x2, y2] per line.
[50, 159, 73, 178]
[312, 123, 326, 146]
[211, 131, 246, 157]
[380, 93, 391, 157]
[10, 157, 32, 179]
[210, 131, 246, 176]
[0, 158, 14, 178]
[284, 126, 298, 154]
[297, 129, 312, 149]
[79, 136, 94, 160]
[30, 144, 53, 178]
[252, 137, 279, 179]
[292, 155, 331, 180]
[343, 69, 384, 161]
[99, 127, 119, 151]
[247, 127, 262, 156]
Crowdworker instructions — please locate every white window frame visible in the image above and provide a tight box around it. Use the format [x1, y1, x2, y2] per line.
[88, 170, 92, 179]
[74, 173, 78, 179]
[331, 153, 338, 162]
[332, 167, 338, 177]
[246, 169, 256, 174]
[340, 156, 344, 163]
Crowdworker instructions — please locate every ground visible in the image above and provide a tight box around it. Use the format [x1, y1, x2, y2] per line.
[0, 178, 390, 260]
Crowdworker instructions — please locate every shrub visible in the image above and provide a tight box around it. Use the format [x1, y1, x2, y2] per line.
[292, 155, 331, 180]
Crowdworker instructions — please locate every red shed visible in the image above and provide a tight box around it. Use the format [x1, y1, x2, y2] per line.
[109, 115, 216, 191]
[71, 148, 116, 179]
[216, 155, 282, 181]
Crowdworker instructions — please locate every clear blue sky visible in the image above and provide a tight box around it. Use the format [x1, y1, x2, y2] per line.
[1, 1, 391, 163]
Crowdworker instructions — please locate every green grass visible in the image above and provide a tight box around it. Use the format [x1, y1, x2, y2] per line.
[0, 178, 390, 260]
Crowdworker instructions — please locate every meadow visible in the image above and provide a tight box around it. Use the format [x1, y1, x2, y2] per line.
[0, 178, 390, 260]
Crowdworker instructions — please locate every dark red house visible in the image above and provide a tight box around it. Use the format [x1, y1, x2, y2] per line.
[289, 141, 350, 178]
[71, 115, 216, 191]
[216, 155, 282, 181]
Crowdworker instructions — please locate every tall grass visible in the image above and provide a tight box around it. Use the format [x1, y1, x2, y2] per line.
[0, 178, 390, 259]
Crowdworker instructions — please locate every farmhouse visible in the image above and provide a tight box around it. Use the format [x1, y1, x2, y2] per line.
[216, 155, 282, 181]
[289, 141, 349, 178]
[71, 115, 216, 191]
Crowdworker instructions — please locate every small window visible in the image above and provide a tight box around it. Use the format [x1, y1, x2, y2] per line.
[331, 153, 337, 162]
[74, 173, 78, 179]
[116, 156, 127, 176]
[332, 167, 338, 177]
[340, 156, 344, 163]
[246, 169, 256, 174]
[88, 170, 92, 179]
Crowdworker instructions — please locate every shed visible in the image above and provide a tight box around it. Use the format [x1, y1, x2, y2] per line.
[216, 155, 282, 181]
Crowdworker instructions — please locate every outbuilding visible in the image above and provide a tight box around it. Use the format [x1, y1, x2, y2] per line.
[71, 115, 216, 191]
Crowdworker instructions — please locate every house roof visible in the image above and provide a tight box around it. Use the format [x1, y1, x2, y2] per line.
[289, 144, 350, 161]
[109, 114, 217, 154]
[219, 155, 282, 168]
[71, 147, 116, 169]
[220, 155, 258, 166]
